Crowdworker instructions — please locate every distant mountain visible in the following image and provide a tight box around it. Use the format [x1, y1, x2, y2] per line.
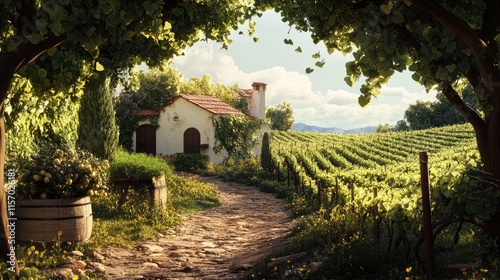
[291, 123, 377, 134]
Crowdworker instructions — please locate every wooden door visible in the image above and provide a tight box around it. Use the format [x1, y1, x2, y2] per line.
[136, 124, 156, 155]
[184, 127, 200, 154]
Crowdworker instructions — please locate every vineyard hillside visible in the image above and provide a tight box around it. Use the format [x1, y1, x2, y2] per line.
[263, 123, 495, 277]
[269, 123, 478, 193]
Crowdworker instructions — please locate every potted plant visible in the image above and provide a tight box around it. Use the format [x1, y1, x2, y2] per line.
[12, 144, 109, 243]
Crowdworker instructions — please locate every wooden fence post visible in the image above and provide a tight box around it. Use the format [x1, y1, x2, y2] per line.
[373, 186, 380, 243]
[277, 162, 280, 182]
[349, 182, 355, 212]
[419, 152, 434, 279]
[317, 180, 322, 207]
[287, 161, 290, 188]
[335, 177, 339, 206]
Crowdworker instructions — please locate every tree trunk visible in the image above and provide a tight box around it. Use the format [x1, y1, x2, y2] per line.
[480, 106, 500, 238]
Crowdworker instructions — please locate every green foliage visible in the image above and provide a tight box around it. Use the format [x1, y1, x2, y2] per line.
[393, 119, 410, 132]
[169, 153, 209, 172]
[212, 115, 262, 160]
[0, 0, 258, 269]
[265, 102, 294, 131]
[217, 157, 265, 184]
[77, 72, 119, 161]
[376, 123, 392, 133]
[113, 91, 141, 150]
[90, 189, 180, 245]
[166, 174, 221, 214]
[12, 144, 109, 199]
[402, 86, 478, 130]
[16, 240, 82, 272]
[5, 75, 81, 157]
[110, 149, 171, 179]
[2, 0, 258, 158]
[3, 0, 258, 88]
[261, 132, 271, 170]
[254, 0, 491, 105]
[123, 66, 182, 110]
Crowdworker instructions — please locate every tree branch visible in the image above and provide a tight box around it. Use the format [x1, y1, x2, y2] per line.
[0, 34, 67, 102]
[441, 83, 485, 130]
[394, 24, 421, 53]
[411, 0, 500, 96]
[465, 66, 481, 88]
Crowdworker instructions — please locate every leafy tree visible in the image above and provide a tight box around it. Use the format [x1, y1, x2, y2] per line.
[0, 0, 255, 268]
[393, 120, 410, 132]
[261, 132, 271, 171]
[123, 66, 183, 110]
[376, 123, 392, 133]
[404, 100, 436, 130]
[77, 72, 119, 161]
[402, 85, 478, 130]
[266, 102, 294, 131]
[255, 0, 500, 238]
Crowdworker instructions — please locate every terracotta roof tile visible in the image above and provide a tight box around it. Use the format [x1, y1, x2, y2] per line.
[179, 94, 245, 116]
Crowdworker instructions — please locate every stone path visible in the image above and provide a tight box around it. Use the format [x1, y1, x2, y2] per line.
[89, 175, 292, 279]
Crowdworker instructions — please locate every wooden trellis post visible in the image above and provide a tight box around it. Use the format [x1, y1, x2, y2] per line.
[420, 152, 434, 279]
[373, 186, 380, 243]
[349, 182, 355, 212]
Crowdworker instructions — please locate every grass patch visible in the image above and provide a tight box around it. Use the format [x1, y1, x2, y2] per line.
[167, 174, 221, 214]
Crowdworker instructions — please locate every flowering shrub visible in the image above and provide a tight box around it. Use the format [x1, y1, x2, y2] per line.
[15, 145, 109, 199]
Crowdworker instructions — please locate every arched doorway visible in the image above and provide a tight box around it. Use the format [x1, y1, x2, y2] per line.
[136, 124, 156, 155]
[184, 127, 200, 154]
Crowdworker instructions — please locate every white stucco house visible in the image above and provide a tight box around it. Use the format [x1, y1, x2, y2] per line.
[132, 82, 268, 164]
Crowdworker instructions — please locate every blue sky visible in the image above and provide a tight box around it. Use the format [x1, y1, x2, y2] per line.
[172, 10, 436, 130]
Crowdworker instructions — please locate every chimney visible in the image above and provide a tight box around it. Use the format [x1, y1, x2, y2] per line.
[251, 82, 267, 120]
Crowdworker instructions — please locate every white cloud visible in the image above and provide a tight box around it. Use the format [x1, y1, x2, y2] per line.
[172, 42, 436, 130]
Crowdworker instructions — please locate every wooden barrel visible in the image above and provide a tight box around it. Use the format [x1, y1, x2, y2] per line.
[15, 196, 92, 243]
[112, 175, 168, 208]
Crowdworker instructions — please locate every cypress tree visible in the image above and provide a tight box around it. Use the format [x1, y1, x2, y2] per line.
[261, 132, 271, 171]
[77, 72, 119, 160]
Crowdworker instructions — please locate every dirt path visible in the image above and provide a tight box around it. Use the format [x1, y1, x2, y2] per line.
[91, 175, 292, 279]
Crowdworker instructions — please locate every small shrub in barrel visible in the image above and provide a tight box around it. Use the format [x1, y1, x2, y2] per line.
[12, 144, 109, 243]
